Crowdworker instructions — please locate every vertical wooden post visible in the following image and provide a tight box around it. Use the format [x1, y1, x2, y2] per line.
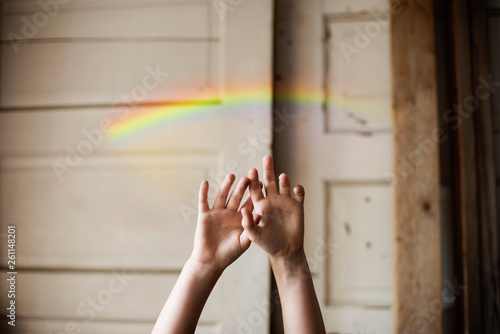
[450, 0, 500, 332]
[449, 0, 483, 332]
[390, 0, 442, 333]
[470, 0, 500, 330]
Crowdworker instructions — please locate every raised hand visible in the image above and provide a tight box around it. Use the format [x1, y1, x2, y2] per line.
[152, 174, 254, 334]
[190, 174, 254, 273]
[240, 156, 326, 334]
[153, 159, 325, 334]
[240, 156, 306, 261]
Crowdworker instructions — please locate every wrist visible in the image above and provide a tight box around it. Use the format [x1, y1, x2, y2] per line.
[185, 257, 224, 281]
[269, 250, 311, 281]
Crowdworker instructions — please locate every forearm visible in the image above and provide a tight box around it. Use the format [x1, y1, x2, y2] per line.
[152, 258, 222, 334]
[270, 252, 326, 334]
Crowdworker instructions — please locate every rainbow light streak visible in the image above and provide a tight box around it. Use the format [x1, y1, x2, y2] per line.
[107, 88, 387, 140]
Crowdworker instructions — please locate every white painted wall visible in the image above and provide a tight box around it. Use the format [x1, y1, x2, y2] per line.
[0, 1, 273, 333]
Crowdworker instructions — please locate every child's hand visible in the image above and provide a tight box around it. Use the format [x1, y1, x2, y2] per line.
[241, 156, 306, 262]
[240, 156, 326, 334]
[153, 174, 255, 334]
[155, 159, 325, 334]
[190, 174, 254, 274]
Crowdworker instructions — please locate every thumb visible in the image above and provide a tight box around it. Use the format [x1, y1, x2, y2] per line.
[241, 207, 261, 242]
[239, 230, 252, 251]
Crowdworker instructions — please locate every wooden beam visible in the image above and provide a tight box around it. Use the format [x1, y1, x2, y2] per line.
[390, 1, 442, 333]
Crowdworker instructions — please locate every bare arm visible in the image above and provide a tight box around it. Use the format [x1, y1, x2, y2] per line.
[241, 156, 326, 334]
[152, 259, 221, 334]
[269, 252, 325, 334]
[152, 174, 253, 334]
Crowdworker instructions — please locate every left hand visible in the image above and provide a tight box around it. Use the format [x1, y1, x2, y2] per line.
[190, 174, 254, 274]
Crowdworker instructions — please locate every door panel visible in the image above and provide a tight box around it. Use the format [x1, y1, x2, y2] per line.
[327, 182, 392, 306]
[1, 4, 215, 39]
[0, 0, 273, 332]
[273, 0, 393, 332]
[1, 42, 216, 107]
[326, 20, 391, 133]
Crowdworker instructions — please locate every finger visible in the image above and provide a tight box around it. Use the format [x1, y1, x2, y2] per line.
[248, 169, 264, 202]
[263, 155, 278, 195]
[293, 185, 305, 204]
[198, 180, 209, 212]
[239, 230, 252, 252]
[226, 177, 250, 211]
[240, 193, 254, 212]
[241, 208, 261, 242]
[279, 173, 292, 197]
[248, 169, 264, 187]
[213, 174, 236, 209]
[248, 168, 258, 181]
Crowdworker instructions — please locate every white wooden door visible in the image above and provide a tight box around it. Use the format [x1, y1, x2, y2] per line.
[273, 0, 393, 332]
[0, 0, 273, 333]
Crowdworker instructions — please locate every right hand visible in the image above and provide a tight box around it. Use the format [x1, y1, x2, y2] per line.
[241, 156, 306, 261]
